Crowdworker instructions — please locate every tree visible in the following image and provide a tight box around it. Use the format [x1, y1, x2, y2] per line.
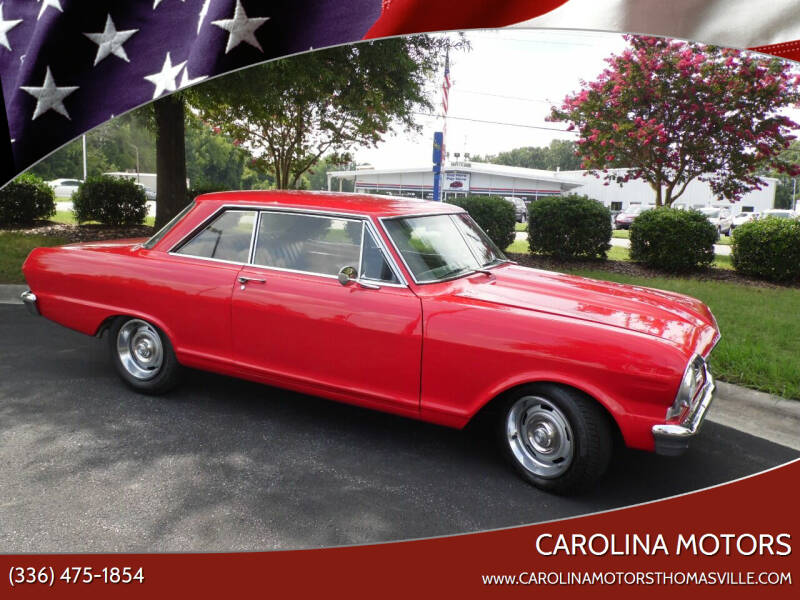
[154, 95, 188, 229]
[185, 113, 249, 191]
[188, 36, 454, 190]
[474, 140, 581, 171]
[550, 35, 800, 207]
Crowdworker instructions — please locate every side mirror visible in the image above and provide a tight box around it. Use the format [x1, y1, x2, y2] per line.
[337, 266, 358, 286]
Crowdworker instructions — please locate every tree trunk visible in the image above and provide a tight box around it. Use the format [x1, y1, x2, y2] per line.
[154, 95, 187, 229]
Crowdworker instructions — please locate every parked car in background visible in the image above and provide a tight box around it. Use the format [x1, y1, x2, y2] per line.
[21, 191, 720, 493]
[730, 211, 759, 230]
[761, 209, 797, 220]
[699, 207, 733, 235]
[136, 183, 157, 202]
[46, 178, 83, 198]
[614, 204, 652, 229]
[503, 196, 528, 223]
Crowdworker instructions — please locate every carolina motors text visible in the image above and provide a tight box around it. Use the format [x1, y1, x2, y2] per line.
[535, 533, 791, 556]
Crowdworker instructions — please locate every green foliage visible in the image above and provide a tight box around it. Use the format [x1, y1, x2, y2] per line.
[28, 109, 156, 181]
[447, 196, 516, 249]
[0, 173, 56, 225]
[474, 140, 581, 171]
[72, 176, 147, 226]
[188, 35, 455, 189]
[731, 217, 800, 283]
[629, 208, 717, 272]
[185, 113, 248, 190]
[527, 195, 611, 259]
[307, 155, 355, 192]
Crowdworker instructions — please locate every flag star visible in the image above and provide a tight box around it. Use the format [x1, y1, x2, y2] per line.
[0, 4, 22, 52]
[37, 0, 62, 21]
[212, 0, 269, 54]
[179, 66, 207, 89]
[144, 52, 186, 99]
[84, 15, 138, 66]
[20, 66, 78, 120]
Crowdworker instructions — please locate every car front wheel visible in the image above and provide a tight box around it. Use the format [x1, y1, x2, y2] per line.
[499, 383, 612, 494]
[110, 317, 181, 394]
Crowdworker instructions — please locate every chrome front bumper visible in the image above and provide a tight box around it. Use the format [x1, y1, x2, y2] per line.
[652, 369, 716, 456]
[20, 290, 40, 316]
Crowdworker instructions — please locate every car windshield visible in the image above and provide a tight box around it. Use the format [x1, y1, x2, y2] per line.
[383, 213, 507, 283]
[700, 208, 720, 218]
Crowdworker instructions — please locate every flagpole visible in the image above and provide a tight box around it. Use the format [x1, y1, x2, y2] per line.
[82, 134, 87, 180]
[440, 46, 450, 201]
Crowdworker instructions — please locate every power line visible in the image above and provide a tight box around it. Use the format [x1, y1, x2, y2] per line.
[413, 112, 576, 134]
[454, 89, 554, 104]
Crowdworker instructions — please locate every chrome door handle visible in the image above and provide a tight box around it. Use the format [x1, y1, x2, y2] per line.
[238, 276, 266, 287]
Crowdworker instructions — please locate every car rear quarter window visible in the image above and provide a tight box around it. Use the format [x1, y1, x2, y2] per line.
[175, 209, 257, 263]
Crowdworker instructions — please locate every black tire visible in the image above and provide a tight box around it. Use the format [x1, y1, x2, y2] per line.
[109, 316, 182, 394]
[497, 383, 613, 494]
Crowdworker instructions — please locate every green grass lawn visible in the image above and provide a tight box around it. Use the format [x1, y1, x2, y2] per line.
[563, 267, 800, 400]
[51, 210, 155, 227]
[514, 222, 527, 232]
[0, 232, 70, 284]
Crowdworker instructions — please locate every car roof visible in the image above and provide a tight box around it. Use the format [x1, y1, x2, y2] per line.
[194, 190, 464, 218]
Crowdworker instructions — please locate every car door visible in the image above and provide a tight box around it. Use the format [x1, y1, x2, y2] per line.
[231, 210, 423, 415]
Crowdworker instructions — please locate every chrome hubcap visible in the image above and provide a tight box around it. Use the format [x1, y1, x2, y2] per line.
[506, 396, 574, 479]
[117, 319, 163, 381]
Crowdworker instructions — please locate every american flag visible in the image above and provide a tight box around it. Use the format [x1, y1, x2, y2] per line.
[441, 49, 451, 115]
[0, 0, 383, 186]
[0, 0, 571, 188]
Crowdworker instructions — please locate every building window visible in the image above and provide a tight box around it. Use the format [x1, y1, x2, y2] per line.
[741, 206, 754, 212]
[610, 201, 623, 212]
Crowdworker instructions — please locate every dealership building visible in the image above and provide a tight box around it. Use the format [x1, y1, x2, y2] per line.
[327, 162, 777, 214]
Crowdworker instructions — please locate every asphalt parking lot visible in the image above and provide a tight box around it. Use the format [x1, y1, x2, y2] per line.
[1, 305, 797, 553]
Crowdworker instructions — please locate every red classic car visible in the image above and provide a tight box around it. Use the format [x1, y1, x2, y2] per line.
[20, 191, 720, 493]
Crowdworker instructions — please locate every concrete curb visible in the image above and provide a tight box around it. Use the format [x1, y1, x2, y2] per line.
[0, 284, 797, 450]
[0, 284, 27, 304]
[708, 381, 800, 451]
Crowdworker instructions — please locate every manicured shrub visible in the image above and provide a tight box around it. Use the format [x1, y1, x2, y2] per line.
[527, 194, 611, 259]
[731, 217, 800, 283]
[448, 195, 516, 250]
[72, 175, 147, 226]
[0, 173, 56, 226]
[629, 207, 717, 272]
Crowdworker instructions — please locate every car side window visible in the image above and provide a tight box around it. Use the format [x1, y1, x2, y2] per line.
[175, 210, 257, 262]
[254, 212, 363, 277]
[361, 227, 400, 284]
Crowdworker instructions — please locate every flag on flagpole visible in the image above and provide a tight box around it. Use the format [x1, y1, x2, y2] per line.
[441, 47, 450, 168]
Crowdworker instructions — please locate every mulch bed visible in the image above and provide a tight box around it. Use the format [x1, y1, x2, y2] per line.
[506, 252, 799, 290]
[1, 221, 155, 244]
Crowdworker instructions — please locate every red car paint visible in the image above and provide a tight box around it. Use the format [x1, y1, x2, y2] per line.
[21, 191, 720, 453]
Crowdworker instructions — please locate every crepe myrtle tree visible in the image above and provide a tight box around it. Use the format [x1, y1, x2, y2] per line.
[549, 35, 800, 207]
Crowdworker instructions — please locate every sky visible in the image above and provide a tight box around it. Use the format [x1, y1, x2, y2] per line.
[352, 28, 800, 170]
[353, 29, 629, 169]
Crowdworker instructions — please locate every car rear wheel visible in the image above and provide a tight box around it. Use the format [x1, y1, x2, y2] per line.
[110, 317, 181, 394]
[499, 383, 612, 494]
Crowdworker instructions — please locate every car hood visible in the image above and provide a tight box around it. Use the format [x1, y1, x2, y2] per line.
[455, 265, 719, 357]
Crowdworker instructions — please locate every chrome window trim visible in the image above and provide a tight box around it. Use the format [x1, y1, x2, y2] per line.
[378, 212, 504, 286]
[167, 204, 409, 288]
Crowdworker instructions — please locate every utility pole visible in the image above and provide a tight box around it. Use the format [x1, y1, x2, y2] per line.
[127, 142, 140, 182]
[81, 135, 87, 180]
